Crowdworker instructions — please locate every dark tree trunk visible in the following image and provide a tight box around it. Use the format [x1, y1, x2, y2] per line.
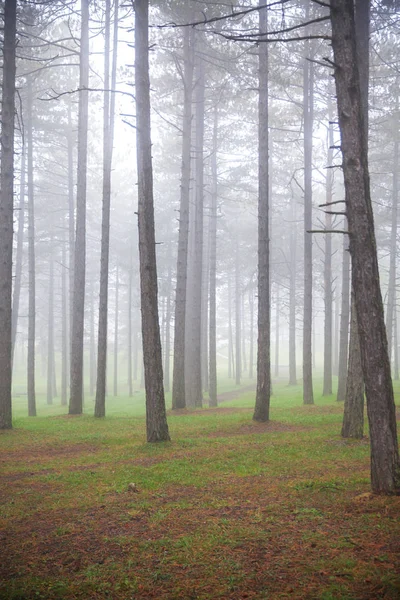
[235, 240, 241, 386]
[0, 0, 16, 428]
[209, 106, 218, 407]
[248, 288, 254, 379]
[331, 0, 400, 494]
[12, 141, 26, 364]
[186, 46, 204, 409]
[69, 0, 89, 415]
[135, 0, 170, 442]
[394, 307, 399, 380]
[323, 115, 334, 396]
[27, 79, 36, 418]
[95, 0, 118, 416]
[303, 33, 314, 406]
[172, 10, 194, 410]
[253, 1, 271, 422]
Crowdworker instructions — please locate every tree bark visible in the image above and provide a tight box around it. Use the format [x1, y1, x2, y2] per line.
[113, 266, 119, 397]
[235, 240, 241, 386]
[249, 288, 254, 380]
[164, 246, 172, 393]
[323, 114, 334, 396]
[209, 106, 218, 407]
[342, 293, 364, 438]
[12, 140, 26, 364]
[69, 0, 89, 415]
[172, 11, 194, 410]
[61, 230, 68, 406]
[253, 1, 271, 422]
[47, 243, 55, 406]
[289, 191, 297, 385]
[303, 32, 314, 406]
[0, 0, 16, 428]
[337, 230, 350, 401]
[135, 0, 170, 442]
[27, 78, 36, 418]
[228, 274, 235, 380]
[331, 0, 400, 494]
[274, 284, 279, 378]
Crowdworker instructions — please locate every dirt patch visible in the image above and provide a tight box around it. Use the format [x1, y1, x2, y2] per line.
[206, 420, 307, 437]
[0, 443, 100, 464]
[169, 406, 251, 417]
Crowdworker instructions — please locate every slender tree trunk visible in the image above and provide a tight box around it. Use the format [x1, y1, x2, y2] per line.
[0, 0, 16, 428]
[333, 276, 340, 376]
[27, 79, 36, 418]
[289, 192, 297, 385]
[342, 293, 364, 438]
[228, 274, 235, 379]
[164, 247, 172, 393]
[47, 243, 55, 405]
[331, 0, 400, 494]
[395, 306, 399, 380]
[323, 115, 334, 396]
[274, 284, 279, 378]
[61, 231, 68, 406]
[235, 240, 241, 386]
[135, 0, 170, 442]
[172, 8, 194, 410]
[95, 0, 118, 415]
[303, 32, 314, 406]
[186, 45, 205, 409]
[254, 1, 271, 422]
[67, 101, 75, 360]
[69, 0, 89, 415]
[249, 288, 254, 379]
[12, 141, 26, 363]
[209, 106, 218, 406]
[337, 231, 350, 401]
[89, 280, 96, 397]
[128, 246, 133, 397]
[242, 293, 247, 374]
[113, 266, 119, 397]
[202, 212, 210, 393]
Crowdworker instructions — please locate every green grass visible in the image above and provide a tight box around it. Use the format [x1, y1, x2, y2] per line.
[0, 377, 399, 599]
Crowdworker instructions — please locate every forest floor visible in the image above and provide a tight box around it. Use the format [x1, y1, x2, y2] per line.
[1, 382, 400, 599]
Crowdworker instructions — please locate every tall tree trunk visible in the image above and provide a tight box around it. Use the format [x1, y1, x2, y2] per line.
[248, 288, 254, 379]
[95, 0, 118, 416]
[135, 0, 170, 442]
[209, 106, 218, 407]
[12, 141, 26, 364]
[253, 1, 271, 422]
[395, 306, 399, 380]
[27, 79, 36, 418]
[0, 0, 16, 428]
[274, 284, 279, 378]
[333, 275, 340, 376]
[164, 247, 172, 393]
[127, 245, 133, 397]
[323, 115, 334, 396]
[69, 0, 89, 415]
[202, 212, 209, 393]
[331, 0, 400, 494]
[67, 101, 75, 365]
[242, 293, 247, 373]
[303, 32, 314, 406]
[172, 8, 194, 410]
[235, 240, 241, 386]
[337, 230, 350, 401]
[228, 274, 235, 379]
[342, 293, 364, 438]
[61, 231, 68, 406]
[113, 266, 119, 397]
[47, 243, 55, 406]
[289, 191, 297, 385]
[186, 45, 205, 409]
[89, 279, 96, 397]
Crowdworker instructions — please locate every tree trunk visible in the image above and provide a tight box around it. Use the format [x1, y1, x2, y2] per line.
[67, 100, 75, 369]
[303, 31, 314, 406]
[47, 243, 55, 406]
[172, 8, 194, 410]
[342, 293, 364, 438]
[249, 288, 254, 379]
[61, 231, 68, 406]
[253, 1, 271, 422]
[27, 79, 36, 418]
[337, 231, 350, 401]
[331, 0, 400, 494]
[209, 106, 218, 407]
[323, 114, 334, 396]
[235, 240, 241, 386]
[89, 279, 96, 397]
[333, 275, 340, 376]
[394, 306, 399, 380]
[128, 245, 133, 397]
[228, 274, 235, 380]
[95, 0, 118, 416]
[113, 266, 119, 397]
[135, 0, 170, 442]
[289, 191, 297, 385]
[0, 0, 16, 428]
[164, 247, 172, 393]
[12, 140, 26, 364]
[69, 0, 89, 415]
[242, 293, 247, 374]
[274, 284, 279, 378]
[186, 44, 205, 409]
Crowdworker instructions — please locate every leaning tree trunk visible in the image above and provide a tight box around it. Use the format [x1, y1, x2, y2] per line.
[172, 11, 194, 410]
[69, 0, 89, 415]
[331, 0, 400, 494]
[303, 33, 314, 406]
[0, 0, 17, 429]
[253, 1, 271, 422]
[135, 0, 170, 442]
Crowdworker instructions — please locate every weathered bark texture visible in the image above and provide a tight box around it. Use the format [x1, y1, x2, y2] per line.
[135, 0, 170, 442]
[209, 106, 218, 407]
[69, 0, 89, 415]
[342, 293, 364, 438]
[172, 12, 194, 410]
[0, 0, 16, 428]
[303, 33, 314, 406]
[253, 1, 271, 422]
[331, 0, 400, 494]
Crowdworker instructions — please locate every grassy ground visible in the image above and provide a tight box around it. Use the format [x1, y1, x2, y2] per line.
[1, 380, 399, 599]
